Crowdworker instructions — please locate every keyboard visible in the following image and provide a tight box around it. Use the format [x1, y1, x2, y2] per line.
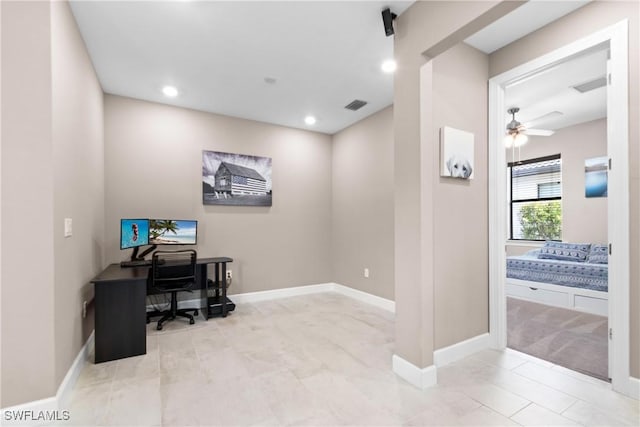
[120, 259, 152, 268]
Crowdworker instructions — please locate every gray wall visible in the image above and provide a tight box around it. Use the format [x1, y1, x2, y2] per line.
[51, 1, 105, 387]
[1, 1, 56, 407]
[431, 43, 489, 350]
[1, 0, 104, 407]
[489, 0, 639, 380]
[392, 0, 521, 369]
[507, 118, 608, 254]
[331, 106, 394, 300]
[104, 95, 333, 294]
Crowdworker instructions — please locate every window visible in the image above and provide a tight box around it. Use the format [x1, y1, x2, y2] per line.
[509, 154, 562, 241]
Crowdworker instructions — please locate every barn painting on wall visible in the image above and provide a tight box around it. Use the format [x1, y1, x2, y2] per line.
[202, 150, 272, 206]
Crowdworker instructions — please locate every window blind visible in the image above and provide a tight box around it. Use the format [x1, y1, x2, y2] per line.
[509, 155, 562, 240]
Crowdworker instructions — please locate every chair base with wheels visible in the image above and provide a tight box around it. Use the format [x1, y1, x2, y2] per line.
[155, 291, 199, 330]
[148, 249, 199, 331]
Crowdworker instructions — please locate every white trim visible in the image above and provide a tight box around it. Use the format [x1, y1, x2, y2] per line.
[206, 282, 396, 313]
[0, 333, 93, 424]
[505, 241, 544, 248]
[229, 283, 334, 304]
[434, 333, 490, 367]
[55, 331, 94, 408]
[488, 79, 507, 350]
[624, 376, 640, 400]
[488, 20, 631, 397]
[332, 283, 395, 313]
[392, 354, 437, 389]
[605, 20, 630, 399]
[145, 283, 336, 311]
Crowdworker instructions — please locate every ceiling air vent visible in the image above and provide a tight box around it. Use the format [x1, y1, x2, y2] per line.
[344, 99, 368, 111]
[572, 76, 607, 93]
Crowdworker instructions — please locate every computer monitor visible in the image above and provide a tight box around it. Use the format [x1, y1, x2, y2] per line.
[120, 219, 150, 249]
[149, 219, 198, 245]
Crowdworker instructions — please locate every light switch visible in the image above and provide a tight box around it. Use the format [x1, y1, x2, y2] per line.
[64, 218, 73, 237]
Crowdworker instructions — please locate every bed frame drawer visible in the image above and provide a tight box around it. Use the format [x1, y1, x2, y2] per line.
[506, 282, 570, 307]
[574, 294, 608, 316]
[506, 278, 608, 316]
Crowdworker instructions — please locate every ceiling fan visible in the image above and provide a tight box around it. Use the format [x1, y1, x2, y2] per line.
[505, 107, 555, 148]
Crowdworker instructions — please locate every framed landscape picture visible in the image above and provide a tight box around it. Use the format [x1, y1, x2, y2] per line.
[202, 150, 272, 206]
[585, 156, 608, 198]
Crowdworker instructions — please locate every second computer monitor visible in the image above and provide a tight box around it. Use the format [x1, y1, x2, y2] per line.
[149, 219, 198, 245]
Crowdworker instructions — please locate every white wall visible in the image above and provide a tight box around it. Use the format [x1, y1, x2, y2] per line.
[104, 95, 333, 294]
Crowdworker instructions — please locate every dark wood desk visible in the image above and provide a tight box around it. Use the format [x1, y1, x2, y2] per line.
[91, 257, 232, 363]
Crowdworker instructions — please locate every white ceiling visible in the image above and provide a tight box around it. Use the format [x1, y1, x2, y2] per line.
[464, 0, 591, 54]
[69, 1, 598, 136]
[463, 0, 604, 133]
[69, 1, 413, 135]
[504, 47, 608, 133]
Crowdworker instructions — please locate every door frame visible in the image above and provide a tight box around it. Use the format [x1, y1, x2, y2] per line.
[488, 20, 632, 396]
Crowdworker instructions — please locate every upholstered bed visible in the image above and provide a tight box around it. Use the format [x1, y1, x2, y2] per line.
[506, 242, 608, 316]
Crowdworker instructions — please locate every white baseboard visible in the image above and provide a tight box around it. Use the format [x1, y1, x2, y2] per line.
[332, 283, 395, 313]
[1, 332, 93, 424]
[229, 283, 333, 303]
[433, 333, 490, 367]
[392, 354, 437, 389]
[623, 376, 640, 400]
[56, 331, 94, 408]
[146, 282, 395, 314]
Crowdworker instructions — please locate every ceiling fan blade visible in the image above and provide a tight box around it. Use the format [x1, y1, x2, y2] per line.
[523, 128, 555, 136]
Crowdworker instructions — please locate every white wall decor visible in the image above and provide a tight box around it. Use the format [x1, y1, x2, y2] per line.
[440, 126, 475, 179]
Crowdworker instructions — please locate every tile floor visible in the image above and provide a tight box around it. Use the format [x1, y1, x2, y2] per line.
[63, 293, 638, 426]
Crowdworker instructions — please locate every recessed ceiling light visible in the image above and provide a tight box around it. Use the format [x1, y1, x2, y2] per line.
[381, 59, 397, 74]
[304, 116, 316, 125]
[162, 85, 179, 97]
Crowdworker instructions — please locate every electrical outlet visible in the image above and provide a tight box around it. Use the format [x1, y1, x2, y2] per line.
[226, 270, 232, 280]
[82, 301, 88, 318]
[364, 268, 369, 278]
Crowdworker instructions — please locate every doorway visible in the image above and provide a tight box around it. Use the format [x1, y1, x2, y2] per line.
[488, 21, 631, 395]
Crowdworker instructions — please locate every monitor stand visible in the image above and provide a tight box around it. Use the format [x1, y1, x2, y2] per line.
[120, 245, 157, 268]
[130, 245, 157, 261]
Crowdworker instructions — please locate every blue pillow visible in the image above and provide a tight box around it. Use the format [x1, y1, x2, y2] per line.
[537, 241, 591, 262]
[587, 244, 609, 264]
[524, 249, 541, 258]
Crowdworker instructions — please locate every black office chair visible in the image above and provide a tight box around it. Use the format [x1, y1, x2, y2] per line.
[148, 249, 199, 330]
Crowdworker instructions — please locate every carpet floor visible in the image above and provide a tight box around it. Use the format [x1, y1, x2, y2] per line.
[507, 296, 609, 381]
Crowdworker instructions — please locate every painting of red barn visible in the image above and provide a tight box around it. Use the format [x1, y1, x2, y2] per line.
[202, 150, 272, 206]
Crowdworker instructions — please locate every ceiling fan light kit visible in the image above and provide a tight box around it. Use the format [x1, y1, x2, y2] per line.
[505, 107, 529, 148]
[504, 106, 557, 149]
[504, 131, 528, 148]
